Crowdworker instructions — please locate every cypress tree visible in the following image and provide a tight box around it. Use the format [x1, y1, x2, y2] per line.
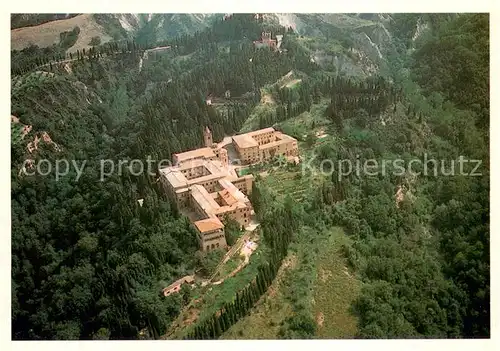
[244, 287, 252, 312]
[229, 302, 236, 324]
[252, 280, 260, 302]
[240, 288, 247, 314]
[208, 317, 215, 339]
[220, 312, 228, 332]
[258, 269, 266, 294]
[234, 293, 241, 318]
[202, 323, 209, 339]
[214, 315, 222, 338]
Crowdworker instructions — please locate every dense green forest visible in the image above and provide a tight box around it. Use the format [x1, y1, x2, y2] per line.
[10, 14, 80, 29]
[11, 13, 489, 339]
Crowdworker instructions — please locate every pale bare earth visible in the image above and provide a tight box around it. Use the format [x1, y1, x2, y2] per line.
[261, 92, 275, 105]
[316, 312, 325, 328]
[259, 171, 269, 178]
[282, 79, 302, 89]
[315, 129, 328, 139]
[277, 70, 302, 89]
[207, 222, 260, 284]
[395, 185, 405, 208]
[211, 240, 258, 285]
[11, 14, 113, 53]
[319, 268, 333, 283]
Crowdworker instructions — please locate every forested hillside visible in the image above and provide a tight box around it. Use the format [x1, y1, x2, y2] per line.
[11, 13, 489, 340]
[314, 13, 489, 338]
[11, 14, 320, 340]
[11, 14, 80, 29]
[11, 14, 218, 56]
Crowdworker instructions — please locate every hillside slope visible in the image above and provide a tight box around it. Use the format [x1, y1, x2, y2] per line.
[11, 14, 115, 53]
[11, 13, 218, 54]
[266, 13, 394, 78]
[134, 14, 217, 44]
[11, 14, 79, 29]
[10, 13, 489, 340]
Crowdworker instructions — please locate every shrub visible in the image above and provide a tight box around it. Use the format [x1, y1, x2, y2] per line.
[59, 26, 80, 49]
[278, 313, 317, 339]
[89, 36, 101, 46]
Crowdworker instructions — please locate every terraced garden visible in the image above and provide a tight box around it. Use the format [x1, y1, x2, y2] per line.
[261, 168, 312, 202]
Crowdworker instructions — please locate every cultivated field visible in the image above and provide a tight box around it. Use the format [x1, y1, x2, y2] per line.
[11, 14, 113, 53]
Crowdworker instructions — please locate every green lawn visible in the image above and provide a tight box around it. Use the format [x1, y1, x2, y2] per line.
[213, 254, 244, 281]
[237, 167, 250, 176]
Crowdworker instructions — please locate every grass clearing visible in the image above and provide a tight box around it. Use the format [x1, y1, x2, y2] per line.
[221, 226, 359, 339]
[221, 254, 298, 339]
[239, 90, 276, 133]
[281, 78, 301, 89]
[312, 228, 361, 338]
[297, 35, 345, 53]
[320, 14, 376, 30]
[213, 254, 244, 281]
[277, 99, 332, 140]
[240, 71, 312, 133]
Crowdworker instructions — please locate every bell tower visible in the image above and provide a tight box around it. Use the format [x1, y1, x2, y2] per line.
[219, 147, 228, 165]
[203, 126, 213, 147]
